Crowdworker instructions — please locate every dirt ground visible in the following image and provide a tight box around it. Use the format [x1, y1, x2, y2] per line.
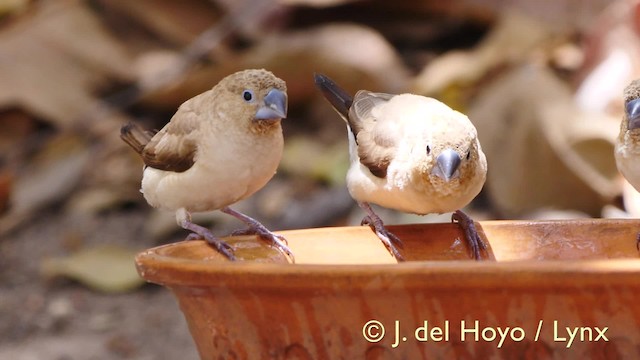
[0, 209, 200, 360]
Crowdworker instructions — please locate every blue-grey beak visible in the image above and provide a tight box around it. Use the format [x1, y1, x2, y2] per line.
[255, 88, 287, 121]
[432, 148, 461, 182]
[627, 98, 640, 130]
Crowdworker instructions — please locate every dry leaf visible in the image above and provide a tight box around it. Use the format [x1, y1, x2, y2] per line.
[277, 0, 357, 5]
[0, 135, 91, 235]
[101, 0, 222, 45]
[65, 144, 144, 215]
[468, 64, 621, 217]
[574, 0, 640, 115]
[413, 12, 552, 96]
[41, 245, 144, 293]
[0, 0, 133, 130]
[280, 136, 349, 185]
[140, 23, 411, 109]
[0, 0, 29, 17]
[0, 109, 38, 156]
[0, 169, 12, 214]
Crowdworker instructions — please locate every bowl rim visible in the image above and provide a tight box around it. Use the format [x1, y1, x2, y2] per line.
[135, 219, 640, 290]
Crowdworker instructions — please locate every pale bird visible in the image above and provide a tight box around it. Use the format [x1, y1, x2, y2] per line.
[121, 69, 292, 261]
[314, 73, 488, 261]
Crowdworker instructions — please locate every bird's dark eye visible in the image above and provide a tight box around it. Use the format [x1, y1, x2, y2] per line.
[242, 90, 254, 102]
[426, 145, 431, 155]
[466, 149, 471, 160]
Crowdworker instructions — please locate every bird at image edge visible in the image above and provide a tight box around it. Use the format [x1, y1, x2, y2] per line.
[615, 79, 640, 250]
[120, 69, 293, 262]
[314, 73, 488, 261]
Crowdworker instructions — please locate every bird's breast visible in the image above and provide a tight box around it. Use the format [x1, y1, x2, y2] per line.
[141, 128, 283, 212]
[347, 161, 484, 215]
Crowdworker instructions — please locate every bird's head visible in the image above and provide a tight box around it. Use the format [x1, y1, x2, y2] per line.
[415, 112, 487, 194]
[216, 69, 288, 134]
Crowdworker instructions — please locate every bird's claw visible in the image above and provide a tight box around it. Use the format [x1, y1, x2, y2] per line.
[361, 216, 405, 261]
[361, 216, 403, 248]
[451, 210, 486, 260]
[374, 228, 405, 261]
[201, 234, 236, 261]
[261, 231, 295, 263]
[210, 239, 236, 259]
[220, 207, 294, 262]
[229, 226, 294, 262]
[200, 233, 236, 260]
[185, 232, 202, 241]
[229, 227, 289, 246]
[252, 228, 294, 262]
[181, 223, 236, 260]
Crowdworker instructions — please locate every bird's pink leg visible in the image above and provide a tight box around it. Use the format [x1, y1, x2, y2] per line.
[180, 219, 236, 261]
[358, 202, 405, 261]
[451, 210, 486, 260]
[221, 207, 295, 262]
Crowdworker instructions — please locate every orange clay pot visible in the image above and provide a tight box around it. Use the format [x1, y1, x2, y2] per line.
[135, 219, 640, 359]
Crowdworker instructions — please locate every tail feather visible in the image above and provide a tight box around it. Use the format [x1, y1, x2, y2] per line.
[120, 122, 152, 155]
[313, 73, 353, 121]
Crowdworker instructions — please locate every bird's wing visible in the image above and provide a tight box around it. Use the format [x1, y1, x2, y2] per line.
[140, 104, 200, 173]
[313, 73, 353, 122]
[349, 91, 398, 178]
[120, 122, 154, 155]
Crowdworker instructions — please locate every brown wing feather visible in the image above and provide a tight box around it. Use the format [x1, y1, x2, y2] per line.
[356, 132, 396, 178]
[141, 106, 200, 173]
[349, 91, 397, 178]
[120, 98, 200, 173]
[313, 75, 398, 179]
[349, 91, 393, 133]
[120, 122, 153, 155]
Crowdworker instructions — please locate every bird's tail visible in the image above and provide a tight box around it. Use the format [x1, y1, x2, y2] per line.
[313, 73, 353, 121]
[120, 122, 154, 155]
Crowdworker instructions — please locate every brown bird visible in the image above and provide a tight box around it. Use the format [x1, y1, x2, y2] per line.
[314, 73, 488, 261]
[121, 69, 292, 261]
[615, 79, 640, 249]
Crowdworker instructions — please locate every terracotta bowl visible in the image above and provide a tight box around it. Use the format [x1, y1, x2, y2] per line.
[135, 219, 640, 359]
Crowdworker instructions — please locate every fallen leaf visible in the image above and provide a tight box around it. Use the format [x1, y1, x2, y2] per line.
[413, 12, 552, 96]
[41, 245, 145, 293]
[574, 0, 640, 115]
[280, 135, 349, 185]
[0, 108, 38, 156]
[140, 23, 411, 109]
[0, 0, 134, 130]
[0, 135, 91, 235]
[100, 0, 222, 45]
[0, 0, 29, 18]
[468, 64, 621, 217]
[0, 169, 12, 214]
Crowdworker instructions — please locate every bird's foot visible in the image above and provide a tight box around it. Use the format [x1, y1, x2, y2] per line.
[233, 226, 294, 262]
[360, 216, 403, 247]
[185, 232, 203, 241]
[361, 215, 405, 261]
[181, 221, 236, 261]
[228, 227, 278, 239]
[221, 207, 295, 263]
[358, 202, 404, 261]
[451, 210, 486, 260]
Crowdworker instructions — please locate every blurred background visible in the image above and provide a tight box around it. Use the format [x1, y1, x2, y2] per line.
[1, 0, 638, 358]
